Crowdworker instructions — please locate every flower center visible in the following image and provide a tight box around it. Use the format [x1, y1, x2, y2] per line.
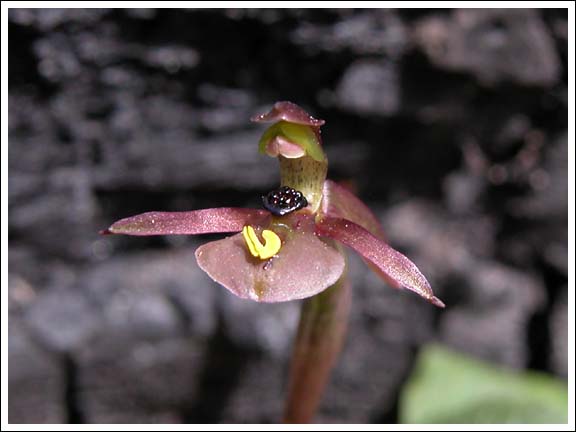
[242, 225, 282, 260]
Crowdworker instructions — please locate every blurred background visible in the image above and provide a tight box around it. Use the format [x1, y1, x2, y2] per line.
[8, 8, 568, 424]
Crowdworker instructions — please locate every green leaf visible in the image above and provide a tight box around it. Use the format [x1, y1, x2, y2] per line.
[400, 344, 568, 424]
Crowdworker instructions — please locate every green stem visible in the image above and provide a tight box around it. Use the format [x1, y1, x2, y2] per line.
[279, 155, 327, 214]
[283, 270, 351, 423]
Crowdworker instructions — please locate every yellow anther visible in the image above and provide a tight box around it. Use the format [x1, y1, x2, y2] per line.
[260, 230, 282, 258]
[242, 226, 260, 257]
[242, 226, 281, 260]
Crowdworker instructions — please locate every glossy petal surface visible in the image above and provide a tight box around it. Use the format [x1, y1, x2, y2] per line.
[316, 216, 445, 307]
[104, 208, 270, 236]
[258, 122, 325, 162]
[321, 180, 385, 239]
[265, 135, 306, 158]
[195, 226, 345, 303]
[251, 101, 325, 126]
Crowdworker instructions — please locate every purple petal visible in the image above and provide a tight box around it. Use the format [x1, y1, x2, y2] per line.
[251, 101, 325, 126]
[195, 227, 345, 303]
[316, 216, 444, 308]
[265, 135, 306, 158]
[321, 180, 385, 239]
[103, 208, 271, 236]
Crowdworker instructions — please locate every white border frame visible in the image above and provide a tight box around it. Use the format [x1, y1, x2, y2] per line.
[2, 2, 574, 431]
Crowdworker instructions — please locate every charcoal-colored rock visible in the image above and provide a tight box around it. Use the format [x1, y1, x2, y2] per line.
[219, 355, 287, 423]
[9, 318, 66, 423]
[219, 293, 300, 359]
[439, 261, 544, 368]
[550, 288, 568, 378]
[24, 287, 100, 353]
[9, 8, 110, 31]
[78, 334, 206, 423]
[383, 200, 545, 368]
[291, 10, 407, 57]
[82, 249, 217, 338]
[74, 250, 216, 422]
[443, 171, 487, 215]
[336, 60, 400, 116]
[415, 9, 560, 86]
[511, 133, 568, 219]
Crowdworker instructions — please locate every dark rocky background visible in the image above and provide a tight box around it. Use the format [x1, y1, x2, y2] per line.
[8, 8, 568, 424]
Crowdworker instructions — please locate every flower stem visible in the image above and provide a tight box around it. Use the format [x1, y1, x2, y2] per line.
[283, 270, 351, 423]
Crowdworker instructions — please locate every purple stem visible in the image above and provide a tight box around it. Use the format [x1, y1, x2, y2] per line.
[283, 272, 351, 423]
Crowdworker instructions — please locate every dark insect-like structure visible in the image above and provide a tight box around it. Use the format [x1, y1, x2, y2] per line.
[262, 186, 308, 216]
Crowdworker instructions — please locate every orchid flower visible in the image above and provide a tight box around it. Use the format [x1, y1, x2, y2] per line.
[102, 101, 444, 308]
[102, 101, 444, 423]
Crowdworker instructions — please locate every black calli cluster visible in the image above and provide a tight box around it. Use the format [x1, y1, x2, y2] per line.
[262, 186, 308, 216]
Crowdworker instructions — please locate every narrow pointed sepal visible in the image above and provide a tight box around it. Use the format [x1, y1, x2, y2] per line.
[103, 208, 271, 236]
[316, 216, 444, 308]
[321, 180, 386, 239]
